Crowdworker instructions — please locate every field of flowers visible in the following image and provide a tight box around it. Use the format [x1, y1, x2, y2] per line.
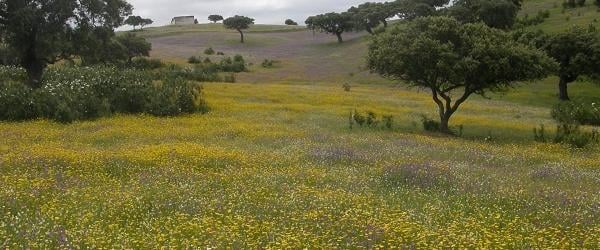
[1, 82, 599, 248]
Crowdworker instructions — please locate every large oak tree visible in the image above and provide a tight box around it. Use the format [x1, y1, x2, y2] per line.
[0, 0, 132, 88]
[223, 15, 254, 43]
[305, 12, 355, 43]
[368, 17, 556, 133]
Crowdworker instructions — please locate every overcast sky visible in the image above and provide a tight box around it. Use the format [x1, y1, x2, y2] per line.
[125, 0, 388, 28]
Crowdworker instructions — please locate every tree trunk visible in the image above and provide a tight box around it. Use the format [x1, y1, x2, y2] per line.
[238, 29, 244, 43]
[559, 77, 570, 101]
[336, 32, 343, 43]
[439, 113, 452, 134]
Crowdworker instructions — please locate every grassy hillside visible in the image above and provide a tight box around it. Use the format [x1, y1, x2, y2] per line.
[2, 82, 599, 248]
[521, 0, 600, 32]
[137, 23, 306, 38]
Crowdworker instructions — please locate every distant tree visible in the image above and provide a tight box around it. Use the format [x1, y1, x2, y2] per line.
[140, 18, 153, 30]
[223, 16, 255, 43]
[208, 15, 224, 23]
[285, 19, 298, 25]
[194, 19, 199, 24]
[115, 33, 152, 63]
[394, 0, 450, 20]
[348, 2, 393, 34]
[541, 27, 600, 101]
[0, 0, 132, 88]
[368, 17, 556, 133]
[126, 16, 142, 31]
[447, 0, 520, 29]
[305, 12, 355, 43]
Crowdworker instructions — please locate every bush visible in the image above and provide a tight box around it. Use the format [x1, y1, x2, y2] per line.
[204, 47, 215, 55]
[216, 51, 225, 56]
[554, 123, 598, 148]
[262, 59, 275, 68]
[421, 115, 440, 132]
[219, 56, 246, 72]
[551, 100, 600, 126]
[188, 56, 202, 64]
[516, 10, 551, 27]
[130, 58, 164, 70]
[349, 110, 393, 130]
[0, 66, 209, 123]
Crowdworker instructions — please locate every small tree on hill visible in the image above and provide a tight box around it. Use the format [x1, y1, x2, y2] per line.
[348, 2, 391, 35]
[285, 19, 298, 25]
[208, 15, 224, 23]
[541, 27, 600, 101]
[223, 16, 255, 43]
[140, 18, 153, 30]
[305, 12, 355, 43]
[368, 17, 556, 133]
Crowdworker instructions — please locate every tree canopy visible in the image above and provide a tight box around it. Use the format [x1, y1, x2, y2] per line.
[526, 27, 600, 100]
[208, 15, 224, 23]
[125, 16, 153, 31]
[368, 16, 556, 133]
[0, 0, 133, 88]
[223, 15, 254, 43]
[348, 2, 395, 34]
[285, 19, 298, 25]
[115, 33, 151, 63]
[305, 12, 355, 43]
[446, 0, 520, 29]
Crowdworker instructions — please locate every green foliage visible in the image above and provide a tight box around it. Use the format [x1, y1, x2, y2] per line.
[447, 0, 520, 29]
[305, 12, 355, 43]
[208, 15, 224, 23]
[223, 16, 255, 43]
[115, 33, 152, 63]
[204, 47, 215, 55]
[262, 59, 276, 68]
[219, 55, 247, 72]
[553, 123, 598, 148]
[0, 0, 133, 88]
[0, 66, 209, 122]
[349, 110, 394, 130]
[125, 16, 153, 30]
[188, 56, 202, 64]
[285, 19, 298, 25]
[421, 115, 441, 132]
[516, 10, 551, 27]
[130, 58, 164, 70]
[368, 16, 556, 133]
[343, 82, 351, 92]
[347, 2, 395, 34]
[552, 100, 600, 125]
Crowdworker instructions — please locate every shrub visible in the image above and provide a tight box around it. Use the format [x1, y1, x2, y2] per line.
[130, 57, 164, 70]
[216, 51, 225, 55]
[421, 115, 440, 132]
[219, 56, 246, 72]
[0, 66, 209, 123]
[349, 110, 393, 130]
[262, 59, 275, 68]
[145, 77, 208, 116]
[0, 66, 26, 82]
[551, 100, 600, 126]
[204, 47, 215, 55]
[343, 82, 351, 92]
[554, 123, 598, 148]
[188, 56, 202, 64]
[203, 57, 212, 64]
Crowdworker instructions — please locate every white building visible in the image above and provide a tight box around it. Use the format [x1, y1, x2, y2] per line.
[171, 16, 195, 25]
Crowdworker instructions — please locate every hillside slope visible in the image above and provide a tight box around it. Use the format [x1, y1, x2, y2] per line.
[521, 0, 600, 32]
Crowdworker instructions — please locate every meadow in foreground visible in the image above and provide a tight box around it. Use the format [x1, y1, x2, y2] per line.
[1, 82, 599, 248]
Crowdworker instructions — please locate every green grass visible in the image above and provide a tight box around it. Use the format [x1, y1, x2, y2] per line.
[1, 82, 599, 248]
[521, 0, 600, 32]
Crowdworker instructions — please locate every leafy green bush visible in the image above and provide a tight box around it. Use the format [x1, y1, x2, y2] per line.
[0, 66, 209, 123]
[262, 59, 276, 68]
[349, 110, 394, 130]
[554, 123, 598, 148]
[188, 56, 202, 64]
[421, 115, 440, 132]
[130, 58, 164, 70]
[551, 100, 600, 126]
[219, 56, 246, 72]
[204, 47, 215, 55]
